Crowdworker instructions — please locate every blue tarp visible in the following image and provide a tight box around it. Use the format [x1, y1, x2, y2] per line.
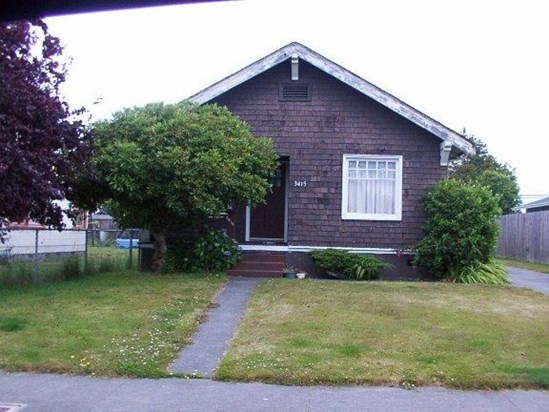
[115, 238, 140, 249]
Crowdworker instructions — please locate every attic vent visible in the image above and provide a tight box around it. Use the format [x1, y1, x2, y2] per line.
[279, 83, 311, 102]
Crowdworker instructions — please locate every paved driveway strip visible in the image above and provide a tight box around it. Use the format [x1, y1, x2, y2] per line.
[170, 278, 261, 377]
[1, 372, 548, 412]
[507, 266, 549, 294]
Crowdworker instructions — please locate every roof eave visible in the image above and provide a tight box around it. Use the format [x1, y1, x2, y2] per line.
[190, 42, 475, 157]
[517, 197, 549, 210]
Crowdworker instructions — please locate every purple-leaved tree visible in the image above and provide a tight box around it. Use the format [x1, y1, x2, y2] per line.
[0, 19, 89, 230]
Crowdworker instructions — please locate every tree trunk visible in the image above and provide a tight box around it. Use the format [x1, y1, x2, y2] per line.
[151, 229, 167, 272]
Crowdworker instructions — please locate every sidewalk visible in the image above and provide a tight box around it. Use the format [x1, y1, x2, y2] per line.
[1, 372, 548, 412]
[507, 266, 549, 294]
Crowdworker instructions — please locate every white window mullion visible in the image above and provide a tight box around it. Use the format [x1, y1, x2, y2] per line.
[342, 154, 402, 221]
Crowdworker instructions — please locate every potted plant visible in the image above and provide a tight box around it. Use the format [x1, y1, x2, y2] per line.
[282, 266, 298, 279]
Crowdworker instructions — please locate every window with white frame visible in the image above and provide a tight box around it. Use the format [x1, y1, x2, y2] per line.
[341, 154, 403, 221]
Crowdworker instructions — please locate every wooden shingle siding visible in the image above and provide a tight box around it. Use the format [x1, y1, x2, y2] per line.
[215, 60, 447, 250]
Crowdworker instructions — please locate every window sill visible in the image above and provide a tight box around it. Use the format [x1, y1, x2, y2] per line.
[342, 214, 402, 221]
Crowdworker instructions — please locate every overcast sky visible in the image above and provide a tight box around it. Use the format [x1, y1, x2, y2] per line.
[46, 0, 548, 200]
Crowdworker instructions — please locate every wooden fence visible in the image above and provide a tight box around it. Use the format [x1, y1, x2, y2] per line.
[496, 210, 549, 263]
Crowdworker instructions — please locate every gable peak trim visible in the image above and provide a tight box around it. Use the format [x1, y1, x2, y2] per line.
[189, 42, 474, 156]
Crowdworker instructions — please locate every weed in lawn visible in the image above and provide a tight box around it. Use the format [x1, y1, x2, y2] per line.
[400, 373, 417, 390]
[469, 337, 495, 350]
[497, 364, 549, 386]
[13, 263, 32, 284]
[335, 343, 362, 358]
[290, 338, 313, 349]
[125, 256, 133, 270]
[7, 263, 33, 286]
[61, 257, 82, 281]
[0, 317, 27, 332]
[416, 355, 438, 365]
[99, 258, 115, 273]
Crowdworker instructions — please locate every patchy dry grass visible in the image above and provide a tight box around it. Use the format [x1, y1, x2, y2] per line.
[216, 280, 549, 389]
[497, 257, 549, 274]
[0, 271, 226, 377]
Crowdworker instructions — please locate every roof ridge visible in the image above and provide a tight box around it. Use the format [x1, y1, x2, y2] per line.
[189, 42, 474, 155]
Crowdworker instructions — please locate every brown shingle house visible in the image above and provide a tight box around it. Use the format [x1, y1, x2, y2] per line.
[190, 42, 474, 279]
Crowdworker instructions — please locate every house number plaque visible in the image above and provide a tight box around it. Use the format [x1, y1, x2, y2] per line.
[294, 180, 307, 187]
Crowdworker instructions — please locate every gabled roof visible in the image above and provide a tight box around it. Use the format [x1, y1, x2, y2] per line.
[516, 196, 549, 210]
[190, 42, 474, 156]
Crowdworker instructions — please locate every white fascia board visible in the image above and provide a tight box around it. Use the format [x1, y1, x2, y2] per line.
[294, 46, 474, 156]
[189, 42, 474, 157]
[190, 46, 295, 105]
[239, 244, 412, 255]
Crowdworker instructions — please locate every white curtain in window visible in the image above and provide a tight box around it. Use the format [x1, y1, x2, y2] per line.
[347, 160, 396, 215]
[348, 179, 395, 214]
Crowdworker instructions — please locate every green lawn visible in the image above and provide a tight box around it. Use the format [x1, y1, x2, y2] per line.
[0, 270, 226, 377]
[497, 257, 549, 274]
[216, 280, 549, 389]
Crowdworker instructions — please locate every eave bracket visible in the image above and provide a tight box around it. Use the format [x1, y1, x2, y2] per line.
[440, 140, 452, 166]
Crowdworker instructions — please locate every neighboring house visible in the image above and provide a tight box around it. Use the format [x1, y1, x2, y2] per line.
[87, 209, 122, 246]
[1, 200, 87, 260]
[189, 42, 474, 278]
[8, 199, 87, 230]
[88, 210, 117, 230]
[514, 196, 549, 213]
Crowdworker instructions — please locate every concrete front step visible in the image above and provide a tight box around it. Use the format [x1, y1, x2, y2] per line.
[228, 269, 283, 278]
[239, 253, 286, 263]
[228, 252, 286, 278]
[235, 261, 285, 271]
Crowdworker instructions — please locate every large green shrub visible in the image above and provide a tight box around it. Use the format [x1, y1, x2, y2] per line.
[414, 179, 505, 283]
[165, 229, 241, 273]
[309, 249, 389, 280]
[190, 229, 241, 271]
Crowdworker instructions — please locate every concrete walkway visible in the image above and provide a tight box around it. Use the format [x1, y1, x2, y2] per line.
[170, 278, 261, 377]
[507, 266, 549, 294]
[1, 372, 548, 412]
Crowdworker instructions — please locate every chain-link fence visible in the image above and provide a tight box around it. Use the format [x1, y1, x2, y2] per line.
[0, 227, 142, 288]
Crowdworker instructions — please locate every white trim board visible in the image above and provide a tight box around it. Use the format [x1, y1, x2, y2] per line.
[239, 244, 413, 255]
[189, 42, 474, 158]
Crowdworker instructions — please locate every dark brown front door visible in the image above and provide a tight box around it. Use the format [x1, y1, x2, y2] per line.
[250, 163, 287, 241]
